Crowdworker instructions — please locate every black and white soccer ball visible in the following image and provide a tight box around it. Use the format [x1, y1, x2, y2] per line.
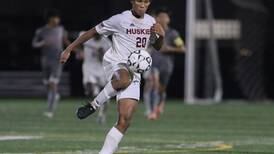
[127, 50, 152, 74]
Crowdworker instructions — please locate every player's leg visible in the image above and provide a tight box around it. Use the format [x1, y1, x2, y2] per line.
[45, 63, 62, 117]
[116, 99, 138, 132]
[148, 69, 161, 120]
[157, 84, 167, 113]
[155, 70, 171, 115]
[83, 64, 95, 98]
[77, 64, 132, 119]
[143, 71, 153, 116]
[46, 81, 58, 112]
[43, 75, 54, 118]
[100, 75, 140, 154]
[93, 68, 132, 107]
[83, 81, 102, 97]
[84, 82, 93, 97]
[99, 99, 137, 154]
[41, 58, 55, 118]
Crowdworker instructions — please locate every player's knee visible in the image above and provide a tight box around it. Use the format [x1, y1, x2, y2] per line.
[118, 78, 131, 89]
[117, 74, 131, 89]
[113, 70, 132, 90]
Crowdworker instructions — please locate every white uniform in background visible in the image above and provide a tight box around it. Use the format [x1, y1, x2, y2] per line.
[95, 10, 156, 101]
[80, 32, 111, 124]
[80, 32, 111, 94]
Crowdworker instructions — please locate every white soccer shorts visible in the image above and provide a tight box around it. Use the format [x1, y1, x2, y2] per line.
[102, 59, 141, 101]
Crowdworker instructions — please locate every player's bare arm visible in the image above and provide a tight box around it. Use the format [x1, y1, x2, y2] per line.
[160, 43, 185, 53]
[161, 35, 185, 53]
[63, 33, 83, 55]
[163, 46, 185, 53]
[151, 23, 165, 50]
[60, 27, 98, 64]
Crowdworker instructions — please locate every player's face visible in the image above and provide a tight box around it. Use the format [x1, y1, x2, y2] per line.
[49, 16, 61, 26]
[156, 12, 170, 29]
[131, 0, 150, 17]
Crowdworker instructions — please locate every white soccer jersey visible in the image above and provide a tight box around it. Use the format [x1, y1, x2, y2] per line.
[80, 32, 111, 85]
[95, 10, 156, 64]
[80, 32, 111, 64]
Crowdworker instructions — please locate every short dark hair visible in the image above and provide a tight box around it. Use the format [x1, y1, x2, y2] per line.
[154, 7, 171, 16]
[44, 9, 60, 22]
[130, 0, 152, 2]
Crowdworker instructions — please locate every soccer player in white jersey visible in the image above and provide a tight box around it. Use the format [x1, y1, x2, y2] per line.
[60, 0, 165, 153]
[80, 32, 111, 98]
[80, 32, 111, 124]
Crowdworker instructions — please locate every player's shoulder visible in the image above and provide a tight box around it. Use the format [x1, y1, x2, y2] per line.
[117, 10, 134, 21]
[144, 13, 156, 23]
[106, 10, 132, 24]
[108, 11, 127, 21]
[120, 10, 131, 17]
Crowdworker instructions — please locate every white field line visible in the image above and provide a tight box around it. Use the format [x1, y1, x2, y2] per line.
[0, 135, 43, 141]
[0, 140, 233, 154]
[117, 141, 233, 153]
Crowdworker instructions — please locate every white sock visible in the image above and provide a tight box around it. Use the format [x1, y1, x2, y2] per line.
[92, 82, 117, 108]
[99, 127, 123, 154]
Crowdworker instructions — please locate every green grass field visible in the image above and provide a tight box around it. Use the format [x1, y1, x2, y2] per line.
[0, 99, 274, 154]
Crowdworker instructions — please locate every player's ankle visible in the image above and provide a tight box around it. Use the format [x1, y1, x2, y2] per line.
[90, 100, 100, 109]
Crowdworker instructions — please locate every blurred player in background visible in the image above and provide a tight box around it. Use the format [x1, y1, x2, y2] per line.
[79, 32, 111, 124]
[144, 8, 185, 120]
[32, 9, 70, 118]
[60, 0, 165, 153]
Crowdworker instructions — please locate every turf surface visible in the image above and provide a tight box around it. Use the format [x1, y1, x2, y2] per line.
[0, 99, 274, 154]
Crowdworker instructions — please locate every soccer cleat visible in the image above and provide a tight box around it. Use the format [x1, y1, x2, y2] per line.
[43, 111, 54, 118]
[76, 102, 97, 120]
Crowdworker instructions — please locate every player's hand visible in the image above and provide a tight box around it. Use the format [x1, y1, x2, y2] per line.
[60, 49, 71, 64]
[151, 23, 165, 37]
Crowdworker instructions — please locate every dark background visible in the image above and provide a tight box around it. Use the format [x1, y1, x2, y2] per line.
[1, 0, 274, 99]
